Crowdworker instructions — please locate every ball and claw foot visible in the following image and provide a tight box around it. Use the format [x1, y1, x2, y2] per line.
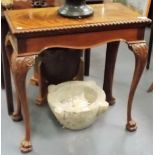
[20, 140, 32, 153]
[35, 96, 46, 106]
[107, 97, 116, 106]
[126, 120, 137, 132]
[12, 112, 23, 122]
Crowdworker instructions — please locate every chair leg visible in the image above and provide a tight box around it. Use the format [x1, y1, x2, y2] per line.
[146, 26, 153, 69]
[36, 62, 48, 106]
[103, 41, 120, 105]
[84, 48, 91, 76]
[30, 58, 40, 86]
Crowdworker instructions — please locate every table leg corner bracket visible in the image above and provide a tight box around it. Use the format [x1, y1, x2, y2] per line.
[127, 40, 148, 60]
[12, 55, 36, 71]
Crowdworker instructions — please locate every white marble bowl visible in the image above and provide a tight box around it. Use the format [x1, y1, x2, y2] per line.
[47, 81, 109, 130]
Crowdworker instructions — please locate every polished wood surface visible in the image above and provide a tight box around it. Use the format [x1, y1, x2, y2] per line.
[5, 3, 147, 34]
[4, 3, 150, 153]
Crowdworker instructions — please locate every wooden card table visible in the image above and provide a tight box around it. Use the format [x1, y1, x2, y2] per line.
[4, 3, 151, 153]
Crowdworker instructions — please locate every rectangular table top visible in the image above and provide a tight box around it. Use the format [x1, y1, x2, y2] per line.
[4, 3, 151, 36]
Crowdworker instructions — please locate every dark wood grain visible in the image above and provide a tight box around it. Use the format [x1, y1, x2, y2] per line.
[1, 18, 14, 115]
[1, 57, 5, 89]
[103, 41, 120, 105]
[84, 49, 91, 76]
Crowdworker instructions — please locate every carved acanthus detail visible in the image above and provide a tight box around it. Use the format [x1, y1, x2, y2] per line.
[128, 41, 148, 60]
[25, 56, 36, 67]
[11, 54, 37, 75]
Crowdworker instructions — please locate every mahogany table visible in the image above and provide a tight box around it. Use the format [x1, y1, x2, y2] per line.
[4, 3, 151, 153]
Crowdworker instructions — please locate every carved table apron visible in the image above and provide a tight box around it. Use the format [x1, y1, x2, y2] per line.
[4, 3, 151, 153]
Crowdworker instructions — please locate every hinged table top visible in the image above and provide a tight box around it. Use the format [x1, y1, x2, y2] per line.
[4, 3, 151, 36]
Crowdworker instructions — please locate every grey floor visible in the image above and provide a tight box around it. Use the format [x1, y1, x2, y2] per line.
[1, 28, 153, 155]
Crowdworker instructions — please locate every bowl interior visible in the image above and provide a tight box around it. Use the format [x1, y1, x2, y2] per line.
[51, 84, 98, 111]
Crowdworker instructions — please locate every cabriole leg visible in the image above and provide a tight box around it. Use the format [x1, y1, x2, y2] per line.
[10, 52, 36, 153]
[126, 41, 148, 131]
